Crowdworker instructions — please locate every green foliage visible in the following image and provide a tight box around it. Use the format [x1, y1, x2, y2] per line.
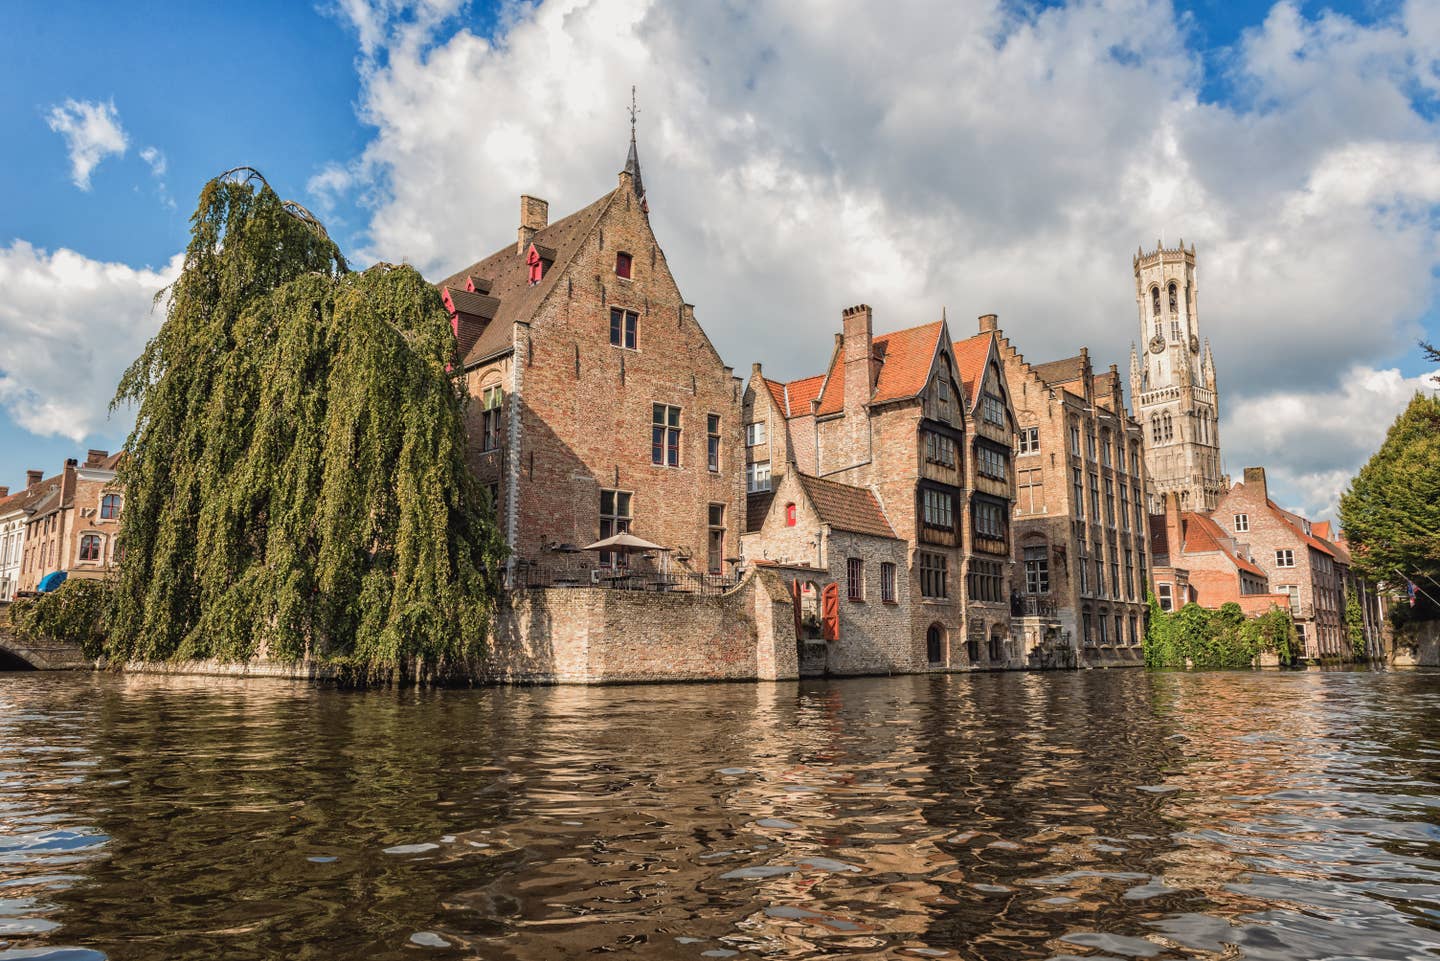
[1144, 591, 1296, 669]
[1345, 593, 1367, 659]
[1339, 393, 1440, 620]
[10, 581, 113, 659]
[105, 169, 506, 679]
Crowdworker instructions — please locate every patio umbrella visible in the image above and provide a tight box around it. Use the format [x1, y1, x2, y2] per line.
[36, 571, 68, 593]
[581, 533, 672, 577]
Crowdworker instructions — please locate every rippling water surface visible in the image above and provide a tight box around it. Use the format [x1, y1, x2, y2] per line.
[1, 668, 1438, 960]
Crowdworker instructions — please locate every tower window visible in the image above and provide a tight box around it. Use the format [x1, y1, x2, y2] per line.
[1168, 282, 1178, 312]
[1151, 286, 1161, 315]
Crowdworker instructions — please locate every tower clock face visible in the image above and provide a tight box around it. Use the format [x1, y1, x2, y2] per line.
[1149, 335, 1164, 354]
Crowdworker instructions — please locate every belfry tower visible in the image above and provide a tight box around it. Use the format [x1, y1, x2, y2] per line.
[1128, 241, 1224, 513]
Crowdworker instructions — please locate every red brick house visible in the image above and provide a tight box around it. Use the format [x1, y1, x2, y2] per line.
[437, 136, 744, 584]
[15, 450, 124, 594]
[742, 307, 1017, 670]
[1148, 492, 1288, 616]
[1210, 468, 1345, 658]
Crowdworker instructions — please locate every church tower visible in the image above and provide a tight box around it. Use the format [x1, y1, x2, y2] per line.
[1128, 241, 1224, 513]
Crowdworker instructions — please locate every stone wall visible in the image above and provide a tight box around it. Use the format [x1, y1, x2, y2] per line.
[1393, 619, 1440, 667]
[487, 568, 800, 684]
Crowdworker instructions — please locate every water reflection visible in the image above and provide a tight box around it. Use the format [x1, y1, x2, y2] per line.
[0, 669, 1437, 959]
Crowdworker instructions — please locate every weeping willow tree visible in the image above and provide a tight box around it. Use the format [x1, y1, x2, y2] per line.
[108, 169, 506, 679]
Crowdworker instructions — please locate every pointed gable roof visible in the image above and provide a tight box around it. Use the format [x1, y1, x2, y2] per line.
[1185, 513, 1266, 578]
[813, 320, 944, 416]
[951, 331, 994, 409]
[438, 190, 617, 366]
[794, 473, 897, 539]
[1031, 355, 1086, 388]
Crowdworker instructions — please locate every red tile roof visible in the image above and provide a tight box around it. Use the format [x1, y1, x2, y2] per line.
[814, 321, 943, 416]
[761, 374, 827, 418]
[1265, 499, 1335, 557]
[951, 332, 993, 409]
[1185, 513, 1266, 578]
[795, 473, 897, 539]
[1312, 521, 1331, 540]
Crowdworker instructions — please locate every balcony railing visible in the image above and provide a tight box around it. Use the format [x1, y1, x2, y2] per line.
[510, 559, 739, 596]
[1012, 595, 1058, 618]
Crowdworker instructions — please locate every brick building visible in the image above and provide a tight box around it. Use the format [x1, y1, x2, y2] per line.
[0, 485, 28, 602]
[437, 134, 744, 584]
[15, 451, 124, 593]
[996, 327, 1151, 667]
[1210, 468, 1346, 658]
[741, 469, 915, 675]
[742, 308, 1017, 670]
[1148, 492, 1288, 616]
[1129, 243, 1225, 513]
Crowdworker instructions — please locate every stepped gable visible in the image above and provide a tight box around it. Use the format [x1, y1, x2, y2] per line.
[794, 473, 896, 539]
[437, 191, 616, 366]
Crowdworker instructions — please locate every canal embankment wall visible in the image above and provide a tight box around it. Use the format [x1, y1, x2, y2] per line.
[1393, 619, 1440, 667]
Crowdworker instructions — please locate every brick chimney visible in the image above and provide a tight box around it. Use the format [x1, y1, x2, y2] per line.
[978, 313, 998, 333]
[85, 448, 109, 467]
[842, 305, 875, 415]
[0, 487, 8, 499]
[517, 195, 548, 254]
[26, 470, 42, 489]
[1165, 491, 1184, 559]
[1243, 466, 1268, 501]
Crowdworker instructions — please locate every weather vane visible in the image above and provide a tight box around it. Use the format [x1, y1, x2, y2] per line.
[629, 85, 639, 140]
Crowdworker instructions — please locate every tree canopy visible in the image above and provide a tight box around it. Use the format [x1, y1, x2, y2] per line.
[1339, 393, 1440, 619]
[106, 169, 506, 679]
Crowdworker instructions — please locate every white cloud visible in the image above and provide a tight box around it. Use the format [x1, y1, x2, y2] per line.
[0, 242, 180, 441]
[1222, 365, 1440, 520]
[139, 145, 167, 178]
[307, 0, 1439, 517]
[45, 98, 129, 190]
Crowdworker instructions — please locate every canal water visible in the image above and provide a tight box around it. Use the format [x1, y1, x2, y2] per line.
[1, 669, 1438, 961]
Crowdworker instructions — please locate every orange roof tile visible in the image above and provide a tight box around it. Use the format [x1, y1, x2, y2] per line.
[815, 321, 943, 416]
[1185, 513, 1266, 578]
[1265, 499, 1335, 557]
[1313, 521, 1331, 540]
[764, 379, 788, 414]
[783, 374, 825, 416]
[951, 332, 993, 409]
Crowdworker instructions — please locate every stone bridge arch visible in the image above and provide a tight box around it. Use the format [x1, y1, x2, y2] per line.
[0, 629, 89, 671]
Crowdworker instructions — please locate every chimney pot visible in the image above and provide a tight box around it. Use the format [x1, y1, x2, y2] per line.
[978, 313, 998, 332]
[751, 362, 762, 376]
[85, 448, 109, 467]
[65, 458, 78, 469]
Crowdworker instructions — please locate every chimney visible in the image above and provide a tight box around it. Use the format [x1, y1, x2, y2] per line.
[1165, 491, 1184, 558]
[1243, 466, 1268, 501]
[0, 487, 8, 499]
[517, 195, 548, 254]
[978, 313, 998, 333]
[85, 448, 109, 467]
[26, 470, 42, 489]
[842, 304, 875, 415]
[751, 362, 763, 378]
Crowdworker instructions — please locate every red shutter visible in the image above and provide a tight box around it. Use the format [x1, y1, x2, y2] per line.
[821, 583, 840, 641]
[526, 244, 543, 285]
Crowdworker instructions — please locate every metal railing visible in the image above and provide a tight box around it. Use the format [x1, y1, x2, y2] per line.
[510, 559, 739, 596]
[1012, 595, 1058, 618]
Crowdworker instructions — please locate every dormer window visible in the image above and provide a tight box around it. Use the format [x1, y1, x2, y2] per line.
[785, 503, 797, 527]
[615, 251, 633, 279]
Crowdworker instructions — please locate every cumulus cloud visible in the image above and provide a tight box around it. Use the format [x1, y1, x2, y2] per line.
[45, 98, 129, 190]
[0, 242, 180, 441]
[306, 0, 1439, 518]
[1223, 366, 1440, 520]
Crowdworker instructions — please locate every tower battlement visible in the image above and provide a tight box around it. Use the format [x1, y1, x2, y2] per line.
[1134, 240, 1196, 267]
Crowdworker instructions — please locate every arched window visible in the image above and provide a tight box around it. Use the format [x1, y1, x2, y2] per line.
[1168, 282, 1178, 312]
[100, 493, 121, 520]
[785, 503, 797, 527]
[926, 623, 945, 665]
[79, 534, 101, 562]
[1151, 287, 1161, 315]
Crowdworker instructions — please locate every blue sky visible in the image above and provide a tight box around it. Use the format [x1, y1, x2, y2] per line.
[0, 0, 1436, 520]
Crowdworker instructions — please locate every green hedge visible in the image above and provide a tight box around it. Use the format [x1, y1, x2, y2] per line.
[1143, 593, 1296, 669]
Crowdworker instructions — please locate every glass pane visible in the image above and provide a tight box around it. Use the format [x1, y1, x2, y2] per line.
[652, 403, 664, 424]
[667, 407, 680, 428]
[601, 491, 614, 515]
[617, 492, 631, 515]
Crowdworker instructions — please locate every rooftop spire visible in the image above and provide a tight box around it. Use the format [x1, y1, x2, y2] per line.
[624, 85, 645, 202]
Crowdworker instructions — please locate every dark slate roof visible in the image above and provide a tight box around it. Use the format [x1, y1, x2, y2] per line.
[437, 190, 618, 366]
[444, 287, 500, 319]
[1031, 355, 1086, 387]
[746, 491, 775, 534]
[795, 473, 897, 539]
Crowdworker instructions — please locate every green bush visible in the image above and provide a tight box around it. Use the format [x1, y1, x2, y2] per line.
[1143, 591, 1296, 669]
[10, 580, 112, 659]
